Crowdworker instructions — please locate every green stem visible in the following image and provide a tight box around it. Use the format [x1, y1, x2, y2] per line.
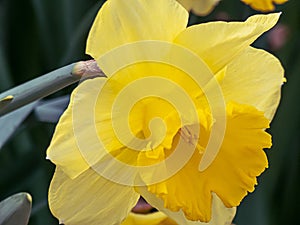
[0, 60, 104, 116]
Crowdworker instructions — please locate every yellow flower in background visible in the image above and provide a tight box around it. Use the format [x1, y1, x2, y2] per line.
[241, 0, 288, 12]
[46, 0, 285, 224]
[177, 0, 220, 16]
[121, 212, 177, 225]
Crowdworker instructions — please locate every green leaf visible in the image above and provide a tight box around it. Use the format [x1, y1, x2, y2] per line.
[0, 101, 38, 149]
[0, 192, 32, 225]
[34, 96, 69, 123]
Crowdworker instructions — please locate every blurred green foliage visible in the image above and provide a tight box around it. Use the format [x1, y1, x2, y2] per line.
[0, 0, 299, 225]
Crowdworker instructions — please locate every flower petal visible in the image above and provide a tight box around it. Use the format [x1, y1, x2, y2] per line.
[174, 13, 280, 73]
[86, 0, 188, 59]
[121, 212, 177, 225]
[145, 102, 270, 222]
[49, 167, 139, 225]
[138, 187, 236, 225]
[221, 46, 284, 120]
[177, 0, 220, 16]
[46, 78, 107, 178]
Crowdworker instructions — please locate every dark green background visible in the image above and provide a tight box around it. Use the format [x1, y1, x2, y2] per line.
[0, 0, 299, 224]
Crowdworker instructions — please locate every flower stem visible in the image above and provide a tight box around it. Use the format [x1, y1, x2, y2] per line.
[0, 60, 105, 117]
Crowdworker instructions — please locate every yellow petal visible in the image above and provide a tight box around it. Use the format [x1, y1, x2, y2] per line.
[86, 0, 188, 59]
[221, 46, 284, 120]
[138, 187, 236, 225]
[49, 167, 139, 225]
[121, 212, 177, 225]
[46, 78, 108, 178]
[177, 0, 220, 16]
[146, 102, 270, 222]
[274, 0, 288, 3]
[174, 13, 280, 73]
[241, 0, 288, 12]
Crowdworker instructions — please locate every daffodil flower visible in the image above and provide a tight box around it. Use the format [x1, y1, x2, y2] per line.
[121, 212, 177, 225]
[177, 0, 220, 16]
[241, 0, 288, 12]
[46, 0, 284, 224]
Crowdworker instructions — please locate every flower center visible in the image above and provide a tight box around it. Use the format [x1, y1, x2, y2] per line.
[178, 124, 199, 146]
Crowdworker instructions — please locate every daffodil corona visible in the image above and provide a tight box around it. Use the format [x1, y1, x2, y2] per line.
[46, 0, 285, 224]
[241, 0, 288, 12]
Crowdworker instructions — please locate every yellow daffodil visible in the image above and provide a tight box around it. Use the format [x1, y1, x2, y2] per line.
[46, 0, 284, 224]
[121, 212, 177, 225]
[177, 0, 220, 16]
[241, 0, 288, 12]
